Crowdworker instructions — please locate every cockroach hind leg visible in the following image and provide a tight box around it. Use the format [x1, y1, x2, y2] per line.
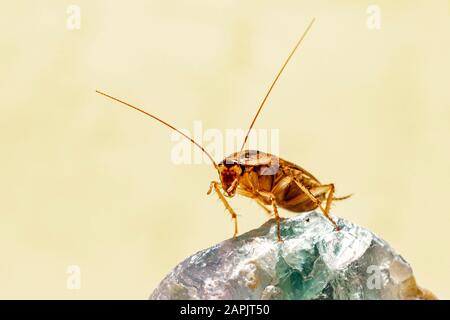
[291, 178, 340, 232]
[330, 216, 341, 231]
[270, 195, 283, 242]
[322, 183, 342, 231]
[319, 208, 340, 231]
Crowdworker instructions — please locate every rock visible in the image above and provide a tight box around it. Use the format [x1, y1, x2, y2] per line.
[150, 211, 435, 300]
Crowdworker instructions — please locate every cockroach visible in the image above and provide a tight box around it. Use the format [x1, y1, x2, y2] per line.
[96, 18, 351, 241]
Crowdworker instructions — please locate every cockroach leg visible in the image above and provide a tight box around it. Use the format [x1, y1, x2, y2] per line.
[207, 181, 239, 238]
[256, 198, 272, 216]
[270, 197, 282, 242]
[323, 184, 335, 219]
[236, 187, 272, 216]
[257, 191, 282, 241]
[319, 183, 341, 231]
[291, 178, 339, 230]
[290, 177, 322, 209]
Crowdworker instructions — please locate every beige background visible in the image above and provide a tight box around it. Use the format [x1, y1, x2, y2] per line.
[1, 0, 449, 299]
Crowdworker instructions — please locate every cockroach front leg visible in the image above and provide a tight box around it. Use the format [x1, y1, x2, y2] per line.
[291, 178, 340, 230]
[207, 181, 238, 238]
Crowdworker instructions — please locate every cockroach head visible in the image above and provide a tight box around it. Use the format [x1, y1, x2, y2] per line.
[217, 158, 245, 197]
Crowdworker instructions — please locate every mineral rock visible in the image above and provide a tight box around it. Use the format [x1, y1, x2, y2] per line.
[150, 211, 435, 300]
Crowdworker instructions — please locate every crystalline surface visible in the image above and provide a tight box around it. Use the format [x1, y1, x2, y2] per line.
[150, 211, 434, 300]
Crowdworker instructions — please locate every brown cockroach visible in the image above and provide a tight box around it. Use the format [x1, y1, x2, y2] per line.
[96, 18, 351, 241]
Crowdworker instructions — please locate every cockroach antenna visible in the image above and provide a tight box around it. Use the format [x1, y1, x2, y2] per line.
[95, 90, 219, 170]
[238, 18, 316, 156]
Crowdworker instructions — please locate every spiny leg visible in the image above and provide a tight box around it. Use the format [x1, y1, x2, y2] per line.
[258, 191, 282, 242]
[290, 177, 324, 211]
[323, 183, 335, 218]
[207, 181, 238, 238]
[291, 178, 339, 230]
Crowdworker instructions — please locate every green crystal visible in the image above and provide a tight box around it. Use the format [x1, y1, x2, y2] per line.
[150, 211, 433, 300]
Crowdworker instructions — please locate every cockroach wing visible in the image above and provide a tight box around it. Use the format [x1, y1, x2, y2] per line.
[258, 156, 280, 176]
